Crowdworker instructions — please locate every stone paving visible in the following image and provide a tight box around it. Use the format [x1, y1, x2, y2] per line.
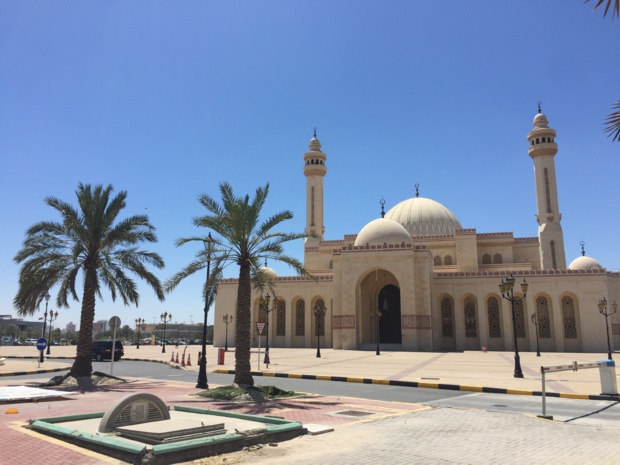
[1, 345, 619, 464]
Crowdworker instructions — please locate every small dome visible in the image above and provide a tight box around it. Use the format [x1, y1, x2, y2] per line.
[309, 137, 322, 151]
[354, 218, 412, 246]
[385, 197, 462, 237]
[533, 113, 549, 129]
[260, 266, 278, 279]
[568, 256, 603, 271]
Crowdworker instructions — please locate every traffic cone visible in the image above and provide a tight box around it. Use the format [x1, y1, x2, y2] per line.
[186, 353, 191, 366]
[175, 352, 179, 364]
[170, 352, 174, 363]
[181, 352, 185, 367]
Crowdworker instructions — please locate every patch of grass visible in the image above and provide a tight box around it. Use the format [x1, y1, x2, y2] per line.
[197, 384, 298, 401]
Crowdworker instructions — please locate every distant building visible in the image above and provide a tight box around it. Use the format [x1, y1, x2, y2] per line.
[214, 110, 619, 354]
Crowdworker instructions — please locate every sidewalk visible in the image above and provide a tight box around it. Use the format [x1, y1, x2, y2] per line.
[1, 344, 618, 398]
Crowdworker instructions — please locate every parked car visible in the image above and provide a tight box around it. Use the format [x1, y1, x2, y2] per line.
[92, 340, 124, 361]
[24, 338, 38, 346]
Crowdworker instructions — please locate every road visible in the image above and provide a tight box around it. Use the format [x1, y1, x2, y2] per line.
[7, 359, 620, 427]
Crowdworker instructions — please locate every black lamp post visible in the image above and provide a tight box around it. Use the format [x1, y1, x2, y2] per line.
[197, 232, 214, 390]
[499, 274, 528, 378]
[46, 310, 58, 355]
[259, 294, 273, 367]
[531, 313, 541, 357]
[598, 297, 617, 360]
[135, 318, 144, 348]
[374, 298, 388, 356]
[160, 312, 172, 353]
[314, 301, 326, 358]
[40, 292, 50, 363]
[222, 314, 233, 351]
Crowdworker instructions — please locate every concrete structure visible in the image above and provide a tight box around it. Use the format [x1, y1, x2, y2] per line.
[214, 109, 619, 354]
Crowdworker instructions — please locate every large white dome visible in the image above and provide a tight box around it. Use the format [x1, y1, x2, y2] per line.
[385, 197, 462, 237]
[354, 218, 412, 247]
[568, 256, 603, 271]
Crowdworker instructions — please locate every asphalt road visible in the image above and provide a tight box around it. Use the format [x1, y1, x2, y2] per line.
[7, 359, 620, 427]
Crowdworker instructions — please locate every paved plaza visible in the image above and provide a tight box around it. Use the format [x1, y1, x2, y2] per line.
[1, 345, 619, 464]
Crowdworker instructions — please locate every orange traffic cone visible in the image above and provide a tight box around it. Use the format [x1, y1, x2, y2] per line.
[170, 352, 174, 362]
[186, 353, 192, 366]
[181, 352, 185, 367]
[175, 352, 179, 364]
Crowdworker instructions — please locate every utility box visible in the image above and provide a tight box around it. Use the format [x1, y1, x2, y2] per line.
[218, 347, 225, 365]
[598, 359, 619, 396]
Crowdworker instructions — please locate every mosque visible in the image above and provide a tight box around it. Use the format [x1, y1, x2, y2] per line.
[213, 109, 619, 354]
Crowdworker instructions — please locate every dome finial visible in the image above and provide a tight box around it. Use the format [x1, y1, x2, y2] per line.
[537, 101, 542, 114]
[415, 183, 420, 198]
[313, 127, 317, 138]
[580, 240, 585, 257]
[380, 197, 386, 218]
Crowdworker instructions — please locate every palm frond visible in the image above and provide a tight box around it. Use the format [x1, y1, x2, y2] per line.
[604, 100, 620, 141]
[586, 0, 620, 17]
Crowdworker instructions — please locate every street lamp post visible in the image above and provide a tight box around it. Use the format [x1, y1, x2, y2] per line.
[160, 312, 172, 353]
[374, 298, 388, 356]
[314, 301, 326, 358]
[531, 313, 541, 357]
[197, 232, 214, 390]
[598, 297, 617, 360]
[499, 274, 528, 378]
[259, 294, 273, 367]
[40, 292, 50, 363]
[135, 318, 144, 348]
[46, 310, 58, 355]
[222, 314, 233, 351]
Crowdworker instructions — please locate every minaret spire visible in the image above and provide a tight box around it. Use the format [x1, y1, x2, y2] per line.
[303, 129, 327, 245]
[527, 107, 566, 269]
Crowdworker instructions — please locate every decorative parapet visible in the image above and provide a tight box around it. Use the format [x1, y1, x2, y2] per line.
[514, 237, 539, 243]
[435, 268, 617, 278]
[219, 275, 334, 284]
[338, 242, 415, 254]
[455, 228, 477, 235]
[477, 232, 514, 239]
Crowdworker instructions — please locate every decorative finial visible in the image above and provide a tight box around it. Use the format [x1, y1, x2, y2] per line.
[537, 101, 542, 114]
[380, 198, 386, 218]
[580, 240, 585, 257]
[313, 127, 317, 138]
[264, 258, 268, 267]
[415, 183, 420, 198]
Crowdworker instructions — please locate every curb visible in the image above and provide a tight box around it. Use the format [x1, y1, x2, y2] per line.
[0, 367, 70, 377]
[212, 369, 620, 401]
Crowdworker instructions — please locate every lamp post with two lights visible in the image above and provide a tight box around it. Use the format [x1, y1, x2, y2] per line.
[499, 274, 529, 378]
[598, 297, 617, 360]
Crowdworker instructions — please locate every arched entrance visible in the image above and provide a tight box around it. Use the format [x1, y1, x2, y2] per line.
[379, 285, 402, 343]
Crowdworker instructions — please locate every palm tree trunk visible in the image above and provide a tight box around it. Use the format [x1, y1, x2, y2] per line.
[233, 260, 254, 386]
[70, 267, 96, 377]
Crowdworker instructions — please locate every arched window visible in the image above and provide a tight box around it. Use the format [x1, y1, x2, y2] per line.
[536, 138, 540, 144]
[482, 254, 491, 264]
[535, 296, 551, 338]
[444, 255, 453, 266]
[464, 297, 477, 338]
[314, 299, 326, 337]
[276, 299, 286, 336]
[562, 296, 577, 338]
[295, 300, 305, 336]
[434, 255, 442, 266]
[441, 297, 454, 337]
[493, 253, 503, 264]
[487, 297, 501, 338]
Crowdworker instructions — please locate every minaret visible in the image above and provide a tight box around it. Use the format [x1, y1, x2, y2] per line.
[302, 129, 327, 245]
[527, 104, 566, 270]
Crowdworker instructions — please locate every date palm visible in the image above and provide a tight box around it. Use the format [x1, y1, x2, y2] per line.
[13, 183, 165, 378]
[165, 182, 308, 386]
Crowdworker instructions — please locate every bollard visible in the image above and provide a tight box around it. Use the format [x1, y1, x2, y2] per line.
[218, 346, 225, 365]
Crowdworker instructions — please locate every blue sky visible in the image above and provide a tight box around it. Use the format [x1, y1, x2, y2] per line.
[1, 1, 619, 332]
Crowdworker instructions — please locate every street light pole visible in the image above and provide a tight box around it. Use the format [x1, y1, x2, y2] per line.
[531, 313, 541, 357]
[222, 314, 233, 351]
[197, 232, 214, 390]
[314, 301, 326, 358]
[499, 274, 528, 378]
[259, 294, 272, 367]
[374, 298, 388, 356]
[46, 310, 58, 355]
[40, 292, 50, 363]
[135, 318, 144, 349]
[160, 312, 172, 353]
[598, 297, 617, 360]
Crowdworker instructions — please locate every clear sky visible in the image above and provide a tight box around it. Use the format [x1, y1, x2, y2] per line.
[1, 1, 619, 333]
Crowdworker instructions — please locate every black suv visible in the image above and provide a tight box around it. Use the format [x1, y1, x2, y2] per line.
[92, 340, 124, 361]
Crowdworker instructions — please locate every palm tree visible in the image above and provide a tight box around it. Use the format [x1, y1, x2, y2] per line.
[13, 183, 165, 378]
[587, 0, 619, 17]
[165, 182, 309, 386]
[604, 100, 620, 142]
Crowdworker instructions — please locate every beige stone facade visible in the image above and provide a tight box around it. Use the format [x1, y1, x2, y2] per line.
[213, 111, 619, 355]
